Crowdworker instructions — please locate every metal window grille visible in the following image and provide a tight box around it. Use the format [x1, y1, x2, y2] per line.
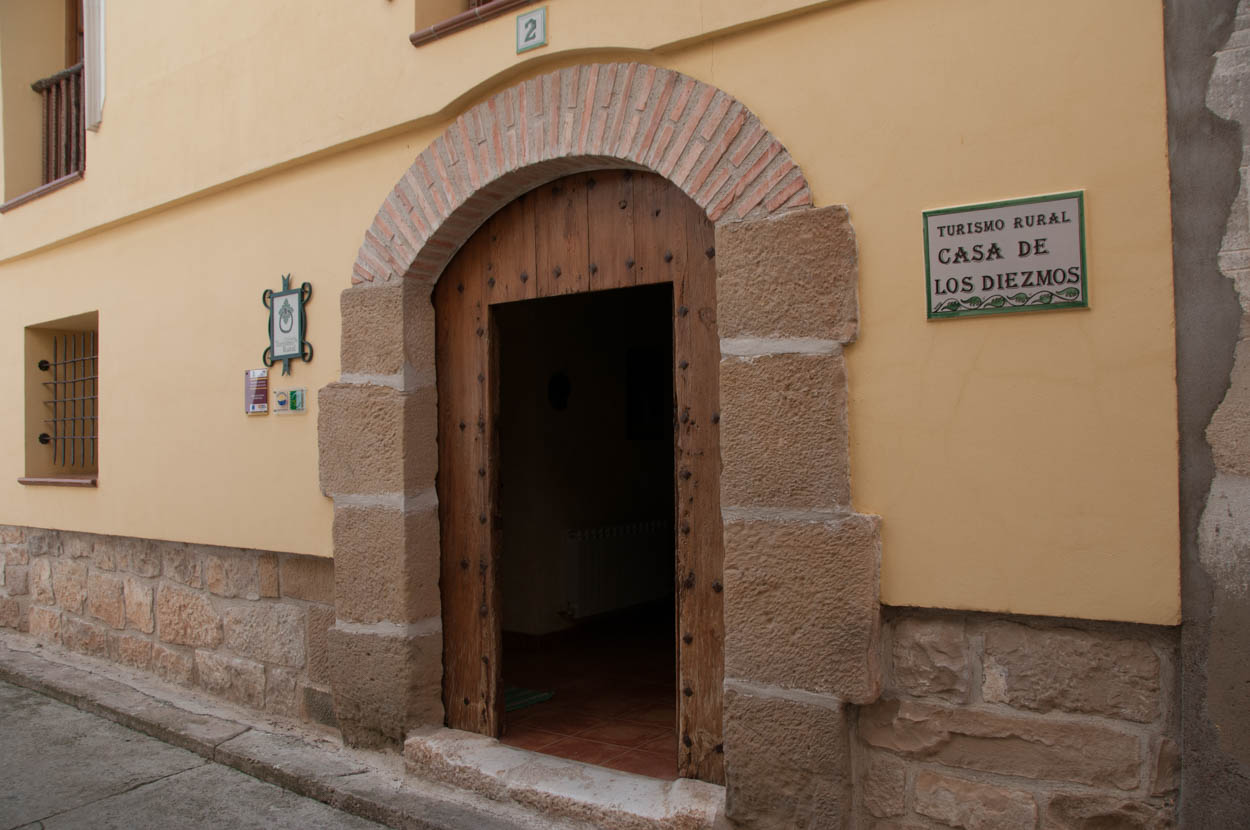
[39, 331, 97, 469]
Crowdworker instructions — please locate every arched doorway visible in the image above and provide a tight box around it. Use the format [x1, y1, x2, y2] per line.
[434, 169, 725, 783]
[323, 63, 878, 827]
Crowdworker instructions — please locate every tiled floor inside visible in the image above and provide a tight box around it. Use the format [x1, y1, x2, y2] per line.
[501, 604, 678, 780]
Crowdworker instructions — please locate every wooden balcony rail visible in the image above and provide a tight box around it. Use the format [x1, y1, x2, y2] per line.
[31, 62, 85, 186]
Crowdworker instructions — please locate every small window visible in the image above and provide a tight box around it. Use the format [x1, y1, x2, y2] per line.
[20, 312, 98, 487]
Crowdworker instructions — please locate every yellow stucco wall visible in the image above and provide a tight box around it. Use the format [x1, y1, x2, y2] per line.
[0, 0, 1178, 623]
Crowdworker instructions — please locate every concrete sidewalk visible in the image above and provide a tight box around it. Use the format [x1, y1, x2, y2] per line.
[0, 632, 584, 830]
[0, 680, 387, 829]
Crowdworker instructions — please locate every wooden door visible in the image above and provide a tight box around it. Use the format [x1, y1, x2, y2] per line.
[434, 170, 725, 783]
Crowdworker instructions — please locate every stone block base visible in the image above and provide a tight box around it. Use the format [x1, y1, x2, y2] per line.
[328, 625, 443, 748]
[724, 683, 851, 830]
[0, 525, 338, 729]
[1, 527, 1183, 828]
[857, 608, 1179, 828]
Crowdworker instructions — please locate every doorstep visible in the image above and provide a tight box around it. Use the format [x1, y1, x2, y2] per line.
[405, 726, 727, 830]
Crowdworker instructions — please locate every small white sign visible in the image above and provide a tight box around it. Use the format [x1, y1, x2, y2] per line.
[924, 191, 1087, 319]
[516, 7, 547, 54]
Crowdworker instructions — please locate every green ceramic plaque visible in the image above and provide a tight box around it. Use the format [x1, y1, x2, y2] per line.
[924, 191, 1088, 320]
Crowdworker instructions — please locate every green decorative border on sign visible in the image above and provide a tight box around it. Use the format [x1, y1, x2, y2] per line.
[923, 190, 1088, 320]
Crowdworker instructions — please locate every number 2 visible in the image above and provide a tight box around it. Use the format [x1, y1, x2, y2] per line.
[523, 19, 536, 41]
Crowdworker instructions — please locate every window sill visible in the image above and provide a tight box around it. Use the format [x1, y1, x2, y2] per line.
[0, 171, 84, 214]
[410, 0, 539, 47]
[18, 475, 97, 488]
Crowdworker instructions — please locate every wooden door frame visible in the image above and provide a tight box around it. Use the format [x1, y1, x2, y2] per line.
[434, 170, 725, 782]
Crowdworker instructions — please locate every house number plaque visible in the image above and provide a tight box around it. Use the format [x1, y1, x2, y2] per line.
[924, 191, 1087, 320]
[516, 7, 547, 54]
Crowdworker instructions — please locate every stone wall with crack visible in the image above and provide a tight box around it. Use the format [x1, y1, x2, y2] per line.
[857, 609, 1180, 828]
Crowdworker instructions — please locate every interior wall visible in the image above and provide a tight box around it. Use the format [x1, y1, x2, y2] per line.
[497, 284, 673, 636]
[0, 0, 68, 200]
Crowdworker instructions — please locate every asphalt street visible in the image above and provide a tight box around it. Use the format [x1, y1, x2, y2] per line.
[0, 680, 387, 830]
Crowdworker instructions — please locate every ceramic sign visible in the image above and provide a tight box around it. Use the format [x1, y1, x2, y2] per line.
[516, 7, 547, 54]
[924, 191, 1087, 319]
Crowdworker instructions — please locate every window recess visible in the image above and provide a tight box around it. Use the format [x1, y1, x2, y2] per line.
[21, 313, 98, 487]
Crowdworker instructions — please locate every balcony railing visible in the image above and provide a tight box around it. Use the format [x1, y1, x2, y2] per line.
[31, 62, 85, 186]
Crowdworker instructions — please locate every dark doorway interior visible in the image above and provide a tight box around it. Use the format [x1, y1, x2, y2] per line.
[494, 282, 677, 779]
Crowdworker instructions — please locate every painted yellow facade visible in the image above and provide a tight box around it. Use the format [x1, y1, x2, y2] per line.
[0, 0, 1178, 623]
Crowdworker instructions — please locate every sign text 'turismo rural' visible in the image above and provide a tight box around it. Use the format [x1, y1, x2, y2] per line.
[924, 191, 1087, 319]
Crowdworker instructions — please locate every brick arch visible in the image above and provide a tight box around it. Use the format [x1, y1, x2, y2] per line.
[349, 62, 811, 287]
[321, 61, 881, 827]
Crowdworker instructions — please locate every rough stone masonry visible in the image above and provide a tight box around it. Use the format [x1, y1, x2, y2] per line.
[858, 609, 1179, 829]
[0, 525, 338, 728]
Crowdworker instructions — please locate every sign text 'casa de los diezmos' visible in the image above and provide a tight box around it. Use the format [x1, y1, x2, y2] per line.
[924, 191, 1087, 319]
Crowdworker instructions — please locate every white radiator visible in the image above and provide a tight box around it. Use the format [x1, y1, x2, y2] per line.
[566, 520, 672, 619]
